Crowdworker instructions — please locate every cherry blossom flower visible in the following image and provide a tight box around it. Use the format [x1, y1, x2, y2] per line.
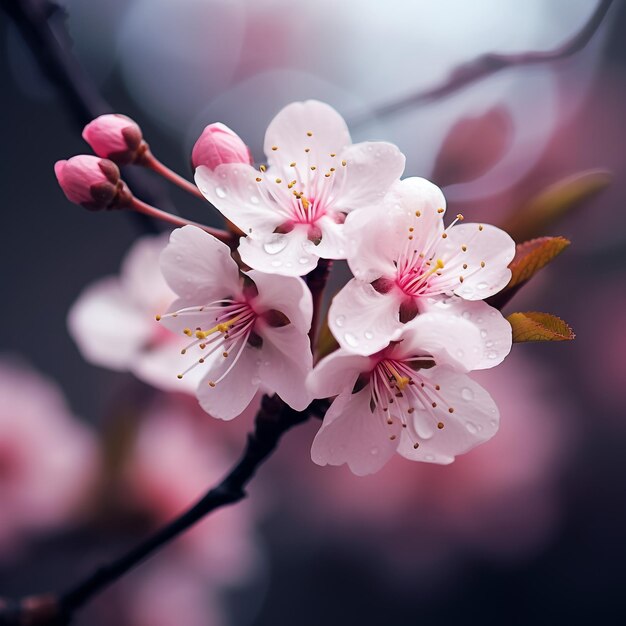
[195, 100, 405, 276]
[68, 235, 201, 393]
[310, 313, 499, 475]
[329, 176, 515, 357]
[158, 225, 313, 419]
[0, 358, 100, 554]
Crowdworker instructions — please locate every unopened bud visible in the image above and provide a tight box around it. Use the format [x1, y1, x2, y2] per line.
[54, 155, 131, 211]
[191, 123, 252, 170]
[82, 114, 145, 165]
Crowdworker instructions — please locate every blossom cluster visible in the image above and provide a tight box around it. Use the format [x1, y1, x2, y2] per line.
[60, 100, 516, 476]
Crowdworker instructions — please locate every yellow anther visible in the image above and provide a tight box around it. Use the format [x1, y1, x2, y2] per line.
[275, 178, 282, 183]
[177, 374, 183, 379]
[183, 328, 192, 337]
[388, 365, 410, 390]
[478, 224, 484, 231]
[437, 208, 444, 214]
[461, 245, 467, 252]
[208, 381, 216, 387]
[457, 213, 464, 221]
[341, 160, 347, 166]
[441, 233, 447, 239]
[306, 131, 313, 136]
[290, 162, 296, 167]
[271, 146, 278, 151]
[480, 261, 486, 268]
[436, 259, 444, 269]
[155, 314, 161, 321]
[304, 148, 310, 153]
[310, 166, 316, 171]
[256, 177, 262, 182]
[437, 422, 444, 429]
[260, 165, 266, 172]
[301, 196, 310, 210]
[330, 153, 336, 157]
[448, 407, 454, 413]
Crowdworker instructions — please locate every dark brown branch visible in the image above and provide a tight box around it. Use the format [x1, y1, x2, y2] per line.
[350, 0, 614, 126]
[0, 395, 327, 626]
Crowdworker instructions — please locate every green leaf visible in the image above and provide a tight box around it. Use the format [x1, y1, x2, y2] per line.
[507, 311, 575, 343]
[316, 316, 339, 360]
[504, 169, 612, 242]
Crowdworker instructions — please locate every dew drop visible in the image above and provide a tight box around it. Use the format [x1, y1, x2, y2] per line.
[344, 332, 358, 348]
[425, 454, 435, 462]
[298, 256, 310, 265]
[461, 387, 474, 401]
[476, 282, 488, 290]
[462, 311, 471, 320]
[480, 329, 488, 338]
[250, 195, 259, 204]
[487, 350, 498, 360]
[465, 421, 478, 434]
[486, 340, 494, 348]
[335, 315, 346, 327]
[364, 331, 374, 340]
[264, 234, 288, 255]
[251, 376, 261, 385]
[271, 260, 282, 267]
[215, 186, 227, 199]
[489, 419, 498, 428]
[370, 446, 379, 456]
[456, 349, 465, 358]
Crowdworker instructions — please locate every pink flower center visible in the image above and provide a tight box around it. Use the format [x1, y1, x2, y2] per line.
[159, 299, 258, 386]
[255, 140, 348, 228]
[368, 356, 455, 449]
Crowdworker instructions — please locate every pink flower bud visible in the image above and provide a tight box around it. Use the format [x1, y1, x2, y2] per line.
[82, 114, 144, 165]
[54, 155, 130, 211]
[191, 123, 252, 170]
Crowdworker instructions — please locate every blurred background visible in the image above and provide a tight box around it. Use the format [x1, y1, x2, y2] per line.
[1, 1, 625, 624]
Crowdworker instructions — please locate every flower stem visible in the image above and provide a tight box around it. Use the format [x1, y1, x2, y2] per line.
[129, 197, 232, 243]
[140, 152, 206, 201]
[307, 259, 333, 348]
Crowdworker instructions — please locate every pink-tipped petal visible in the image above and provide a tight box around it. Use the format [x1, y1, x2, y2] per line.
[82, 114, 143, 164]
[196, 347, 261, 420]
[422, 298, 512, 369]
[238, 226, 319, 276]
[160, 226, 241, 302]
[264, 100, 351, 173]
[246, 270, 312, 334]
[328, 279, 403, 355]
[334, 141, 405, 212]
[311, 388, 401, 476]
[433, 222, 515, 300]
[397, 367, 499, 464]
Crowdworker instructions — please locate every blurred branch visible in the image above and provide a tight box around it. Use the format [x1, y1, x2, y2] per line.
[0, 395, 328, 626]
[350, 0, 614, 126]
[0, 0, 175, 226]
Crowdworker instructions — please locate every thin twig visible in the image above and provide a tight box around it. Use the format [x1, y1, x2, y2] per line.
[350, 0, 614, 126]
[307, 259, 333, 348]
[0, 395, 326, 626]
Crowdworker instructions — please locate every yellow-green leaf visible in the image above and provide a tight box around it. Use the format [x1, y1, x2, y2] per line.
[504, 169, 612, 242]
[316, 316, 339, 360]
[508, 236, 570, 289]
[507, 311, 575, 343]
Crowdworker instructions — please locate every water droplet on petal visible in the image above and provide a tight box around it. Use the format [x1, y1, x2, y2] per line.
[215, 186, 227, 199]
[477, 282, 488, 290]
[250, 195, 259, 204]
[476, 317, 484, 324]
[271, 260, 282, 267]
[489, 419, 498, 428]
[486, 340, 494, 347]
[364, 331, 374, 340]
[370, 446, 379, 456]
[264, 234, 288, 255]
[462, 311, 471, 320]
[465, 421, 478, 434]
[456, 349, 465, 358]
[335, 315, 345, 327]
[298, 256, 310, 265]
[425, 454, 435, 462]
[461, 387, 474, 401]
[480, 329, 488, 338]
[487, 350, 498, 359]
[251, 376, 261, 385]
[344, 332, 358, 348]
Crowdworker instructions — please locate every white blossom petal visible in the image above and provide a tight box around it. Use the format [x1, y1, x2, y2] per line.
[308, 349, 371, 400]
[397, 367, 499, 464]
[311, 388, 401, 476]
[264, 100, 351, 174]
[160, 226, 241, 301]
[328, 279, 403, 355]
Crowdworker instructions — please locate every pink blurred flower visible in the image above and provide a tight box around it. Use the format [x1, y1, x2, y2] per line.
[0, 358, 100, 555]
[310, 314, 499, 475]
[330, 176, 515, 356]
[126, 562, 226, 626]
[82, 114, 144, 165]
[54, 155, 128, 210]
[295, 351, 569, 569]
[123, 398, 261, 586]
[195, 100, 405, 276]
[191, 122, 252, 171]
[159, 225, 313, 418]
[68, 234, 203, 393]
